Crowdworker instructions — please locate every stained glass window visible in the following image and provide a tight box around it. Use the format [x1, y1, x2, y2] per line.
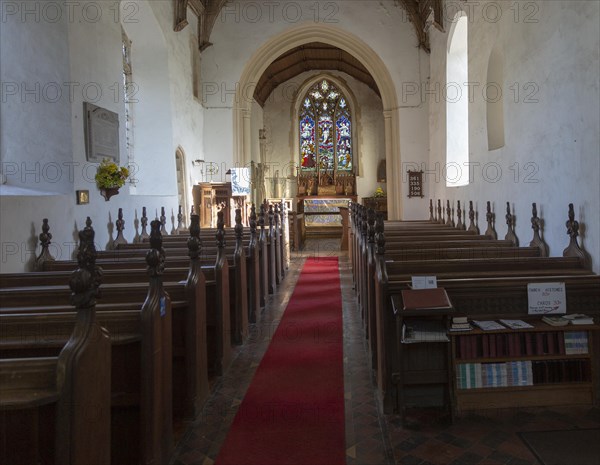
[299, 79, 352, 172]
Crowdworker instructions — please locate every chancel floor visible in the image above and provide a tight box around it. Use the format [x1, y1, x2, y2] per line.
[170, 240, 600, 465]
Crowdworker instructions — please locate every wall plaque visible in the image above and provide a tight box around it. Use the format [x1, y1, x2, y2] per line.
[84, 102, 120, 162]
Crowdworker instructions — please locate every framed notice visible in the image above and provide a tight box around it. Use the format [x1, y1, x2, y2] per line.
[527, 282, 566, 314]
[231, 167, 251, 196]
[407, 170, 424, 198]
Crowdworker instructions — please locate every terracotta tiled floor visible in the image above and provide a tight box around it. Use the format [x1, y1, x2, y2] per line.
[170, 240, 600, 465]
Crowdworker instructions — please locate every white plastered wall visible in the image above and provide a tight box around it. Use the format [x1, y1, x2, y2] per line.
[0, 0, 205, 272]
[427, 1, 600, 272]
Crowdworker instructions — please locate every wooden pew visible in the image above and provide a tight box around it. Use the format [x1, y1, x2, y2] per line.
[1, 220, 112, 465]
[111, 209, 247, 345]
[3, 224, 213, 415]
[35, 214, 232, 377]
[151, 202, 275, 307]
[125, 206, 266, 326]
[0, 220, 193, 465]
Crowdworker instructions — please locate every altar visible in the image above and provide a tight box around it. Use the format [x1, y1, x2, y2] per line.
[297, 196, 355, 237]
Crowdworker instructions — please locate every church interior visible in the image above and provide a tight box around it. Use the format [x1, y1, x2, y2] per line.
[1, 1, 599, 464]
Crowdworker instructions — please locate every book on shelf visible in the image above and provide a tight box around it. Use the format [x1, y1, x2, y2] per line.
[498, 319, 534, 330]
[562, 314, 594, 325]
[450, 316, 472, 331]
[472, 320, 506, 331]
[542, 316, 569, 327]
[456, 361, 534, 389]
[450, 324, 473, 332]
[564, 331, 589, 354]
[401, 320, 450, 344]
[456, 358, 592, 389]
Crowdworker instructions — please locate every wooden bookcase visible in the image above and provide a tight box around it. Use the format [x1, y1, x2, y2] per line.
[391, 290, 454, 420]
[450, 321, 597, 413]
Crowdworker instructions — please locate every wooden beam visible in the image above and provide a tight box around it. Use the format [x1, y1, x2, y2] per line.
[399, 0, 431, 53]
[173, 0, 189, 32]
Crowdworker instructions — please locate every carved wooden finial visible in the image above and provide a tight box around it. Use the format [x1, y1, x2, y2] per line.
[361, 206, 368, 238]
[234, 208, 243, 241]
[69, 217, 102, 308]
[187, 214, 202, 260]
[467, 201, 478, 233]
[485, 201, 497, 239]
[562, 203, 590, 268]
[35, 218, 56, 270]
[529, 202, 548, 256]
[456, 201, 464, 230]
[504, 202, 518, 246]
[250, 204, 257, 237]
[429, 199, 434, 222]
[437, 199, 443, 224]
[274, 203, 280, 228]
[140, 207, 149, 241]
[146, 219, 165, 277]
[268, 204, 274, 230]
[216, 210, 226, 248]
[566, 203, 579, 239]
[446, 200, 454, 227]
[259, 204, 266, 230]
[160, 206, 168, 235]
[367, 208, 376, 244]
[375, 213, 385, 255]
[113, 208, 128, 247]
[177, 205, 184, 231]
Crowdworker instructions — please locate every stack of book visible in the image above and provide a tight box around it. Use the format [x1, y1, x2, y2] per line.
[542, 316, 570, 327]
[563, 314, 595, 325]
[450, 316, 472, 332]
[542, 314, 595, 326]
[472, 320, 506, 331]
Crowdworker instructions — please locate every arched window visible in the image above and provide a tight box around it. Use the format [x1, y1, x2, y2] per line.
[299, 79, 353, 174]
[446, 13, 469, 187]
[122, 28, 134, 175]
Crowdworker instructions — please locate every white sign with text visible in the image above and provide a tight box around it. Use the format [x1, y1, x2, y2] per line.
[411, 276, 437, 289]
[527, 282, 566, 314]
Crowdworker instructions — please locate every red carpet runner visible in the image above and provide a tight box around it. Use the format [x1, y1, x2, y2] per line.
[215, 257, 345, 465]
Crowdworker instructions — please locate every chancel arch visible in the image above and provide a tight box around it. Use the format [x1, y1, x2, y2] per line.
[233, 23, 403, 219]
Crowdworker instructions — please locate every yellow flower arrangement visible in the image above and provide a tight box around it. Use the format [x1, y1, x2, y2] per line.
[95, 158, 129, 189]
[373, 186, 385, 198]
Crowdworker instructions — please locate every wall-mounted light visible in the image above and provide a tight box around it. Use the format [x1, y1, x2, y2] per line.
[192, 159, 204, 166]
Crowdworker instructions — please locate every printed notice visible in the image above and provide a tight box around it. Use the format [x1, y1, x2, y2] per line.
[527, 282, 566, 314]
[411, 276, 437, 289]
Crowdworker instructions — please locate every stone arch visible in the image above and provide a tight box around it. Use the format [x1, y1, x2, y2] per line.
[233, 23, 402, 219]
[175, 146, 189, 220]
